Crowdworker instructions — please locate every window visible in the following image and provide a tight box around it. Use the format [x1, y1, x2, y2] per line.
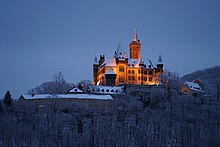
[119, 76, 125, 82]
[148, 71, 153, 75]
[144, 77, 147, 81]
[149, 77, 152, 81]
[132, 76, 135, 81]
[119, 66, 124, 72]
[128, 76, 131, 80]
[138, 76, 140, 80]
[132, 70, 135, 74]
[138, 70, 140, 74]
[141, 76, 143, 81]
[144, 70, 147, 75]
[128, 70, 131, 74]
[141, 70, 143, 74]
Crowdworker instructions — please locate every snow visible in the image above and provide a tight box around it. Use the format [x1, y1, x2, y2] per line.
[89, 85, 124, 94]
[105, 68, 116, 75]
[68, 87, 83, 93]
[132, 31, 138, 41]
[21, 94, 113, 100]
[158, 54, 163, 63]
[101, 58, 117, 67]
[93, 56, 98, 64]
[185, 81, 204, 92]
[127, 59, 140, 67]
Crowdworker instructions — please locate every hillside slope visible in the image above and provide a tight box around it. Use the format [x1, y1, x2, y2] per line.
[0, 88, 220, 146]
[181, 66, 220, 96]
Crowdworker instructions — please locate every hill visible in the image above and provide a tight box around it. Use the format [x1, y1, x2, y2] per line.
[181, 66, 220, 96]
[0, 86, 220, 146]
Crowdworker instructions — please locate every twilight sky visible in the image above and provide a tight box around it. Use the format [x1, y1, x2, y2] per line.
[0, 0, 220, 98]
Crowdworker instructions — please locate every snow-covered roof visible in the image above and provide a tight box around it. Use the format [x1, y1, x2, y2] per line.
[68, 87, 83, 93]
[89, 85, 124, 95]
[101, 58, 117, 67]
[158, 54, 163, 63]
[105, 68, 116, 75]
[21, 94, 113, 100]
[127, 59, 140, 67]
[185, 81, 204, 92]
[93, 56, 98, 64]
[132, 30, 138, 41]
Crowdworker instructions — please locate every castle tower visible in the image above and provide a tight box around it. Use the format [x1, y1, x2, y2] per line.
[93, 56, 99, 84]
[129, 31, 141, 60]
[156, 54, 164, 71]
[105, 68, 117, 86]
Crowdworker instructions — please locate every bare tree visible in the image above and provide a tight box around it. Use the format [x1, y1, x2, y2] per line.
[29, 72, 73, 94]
[76, 80, 92, 93]
[160, 70, 180, 89]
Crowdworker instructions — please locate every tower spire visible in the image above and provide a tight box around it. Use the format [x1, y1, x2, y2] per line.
[133, 29, 138, 41]
[130, 29, 141, 59]
[158, 54, 163, 63]
[94, 56, 98, 64]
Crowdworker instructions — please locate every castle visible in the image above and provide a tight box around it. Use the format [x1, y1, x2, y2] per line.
[93, 31, 164, 86]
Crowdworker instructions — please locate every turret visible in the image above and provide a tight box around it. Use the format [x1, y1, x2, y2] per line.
[129, 31, 141, 60]
[93, 56, 99, 84]
[93, 56, 99, 75]
[105, 68, 117, 86]
[156, 54, 163, 71]
[98, 55, 105, 66]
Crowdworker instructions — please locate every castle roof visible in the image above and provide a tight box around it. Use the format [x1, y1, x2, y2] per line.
[68, 87, 83, 93]
[89, 85, 124, 95]
[133, 30, 139, 41]
[127, 59, 140, 67]
[94, 56, 98, 64]
[20, 94, 113, 100]
[105, 68, 116, 75]
[101, 58, 117, 67]
[184, 81, 204, 92]
[158, 54, 163, 63]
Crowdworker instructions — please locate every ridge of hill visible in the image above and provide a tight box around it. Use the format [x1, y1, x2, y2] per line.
[181, 65, 220, 95]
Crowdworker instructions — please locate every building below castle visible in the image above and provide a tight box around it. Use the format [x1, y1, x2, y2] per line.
[93, 31, 164, 86]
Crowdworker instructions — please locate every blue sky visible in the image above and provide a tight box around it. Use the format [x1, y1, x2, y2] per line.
[0, 0, 220, 98]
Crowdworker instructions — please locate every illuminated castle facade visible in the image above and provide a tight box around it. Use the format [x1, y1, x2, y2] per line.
[93, 31, 164, 86]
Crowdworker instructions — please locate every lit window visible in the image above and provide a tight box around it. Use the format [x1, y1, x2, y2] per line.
[128, 76, 131, 80]
[132, 76, 135, 81]
[119, 76, 125, 82]
[119, 66, 124, 72]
